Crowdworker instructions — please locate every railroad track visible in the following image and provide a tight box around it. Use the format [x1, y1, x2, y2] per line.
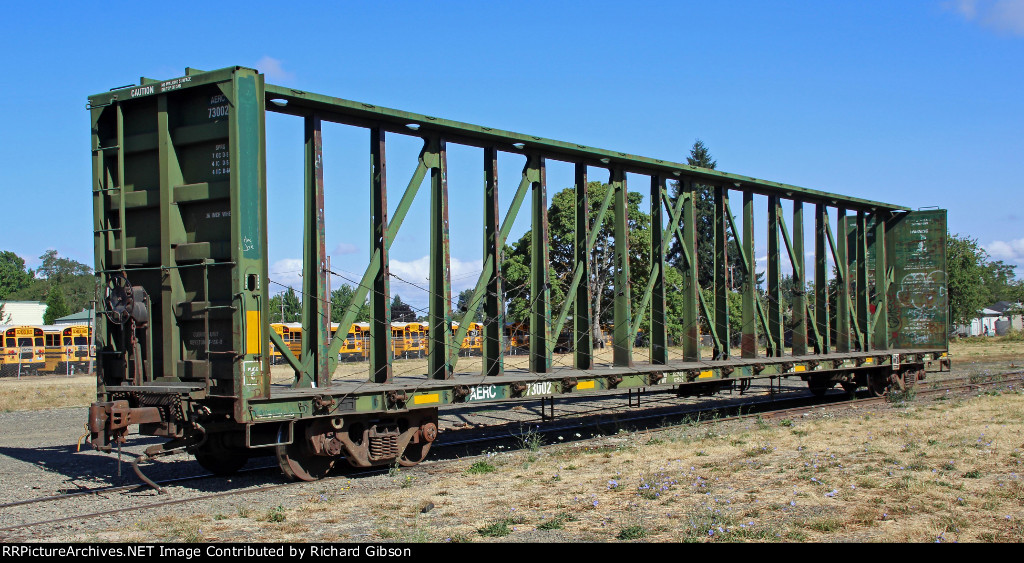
[2, 370, 1019, 536]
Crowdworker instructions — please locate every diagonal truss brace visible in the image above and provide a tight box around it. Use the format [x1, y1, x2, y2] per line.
[449, 158, 542, 368]
[722, 199, 777, 356]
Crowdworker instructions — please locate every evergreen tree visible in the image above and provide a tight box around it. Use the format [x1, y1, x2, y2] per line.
[391, 294, 416, 322]
[668, 140, 749, 289]
[455, 288, 483, 322]
[43, 286, 70, 325]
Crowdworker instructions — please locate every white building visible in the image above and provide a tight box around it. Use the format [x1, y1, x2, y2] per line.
[0, 301, 46, 325]
[957, 301, 1023, 337]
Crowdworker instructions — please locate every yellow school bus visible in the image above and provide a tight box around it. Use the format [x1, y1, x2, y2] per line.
[42, 325, 93, 374]
[462, 321, 484, 356]
[282, 323, 303, 359]
[403, 322, 427, 359]
[390, 322, 409, 359]
[340, 322, 369, 361]
[269, 323, 286, 364]
[0, 325, 46, 376]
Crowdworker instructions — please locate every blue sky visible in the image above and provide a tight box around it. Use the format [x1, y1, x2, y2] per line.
[1, 1, 1021, 309]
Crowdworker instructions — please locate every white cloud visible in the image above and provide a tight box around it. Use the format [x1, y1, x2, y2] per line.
[256, 56, 295, 81]
[990, 0, 1024, 33]
[986, 238, 1024, 264]
[389, 256, 484, 295]
[269, 258, 303, 292]
[946, 0, 1024, 35]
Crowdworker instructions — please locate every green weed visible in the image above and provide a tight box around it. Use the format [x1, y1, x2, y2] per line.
[537, 513, 576, 531]
[466, 460, 496, 475]
[617, 526, 647, 540]
[265, 505, 286, 523]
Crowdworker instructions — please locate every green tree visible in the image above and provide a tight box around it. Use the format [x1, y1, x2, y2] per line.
[328, 284, 370, 324]
[455, 288, 482, 322]
[669, 140, 718, 289]
[981, 259, 1023, 305]
[43, 286, 70, 325]
[668, 140, 751, 290]
[269, 287, 302, 323]
[36, 249, 91, 281]
[391, 294, 416, 323]
[502, 182, 651, 346]
[8, 251, 95, 315]
[946, 234, 990, 326]
[0, 251, 32, 299]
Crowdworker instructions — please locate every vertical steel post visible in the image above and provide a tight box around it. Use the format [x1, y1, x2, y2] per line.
[767, 195, 783, 356]
[483, 147, 504, 376]
[574, 164, 594, 369]
[741, 190, 756, 358]
[611, 167, 633, 367]
[156, 96, 181, 381]
[90, 107, 107, 362]
[682, 180, 699, 361]
[872, 212, 889, 350]
[714, 186, 729, 359]
[649, 175, 667, 364]
[116, 103, 127, 271]
[815, 204, 830, 353]
[302, 115, 329, 387]
[791, 201, 807, 355]
[835, 208, 850, 353]
[369, 127, 393, 384]
[856, 211, 869, 351]
[428, 137, 453, 380]
[529, 155, 552, 373]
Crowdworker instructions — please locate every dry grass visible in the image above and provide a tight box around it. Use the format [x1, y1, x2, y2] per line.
[948, 337, 1024, 363]
[61, 385, 1024, 543]
[0, 374, 95, 412]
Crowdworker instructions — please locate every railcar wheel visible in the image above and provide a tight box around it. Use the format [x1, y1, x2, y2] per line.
[807, 377, 835, 398]
[868, 373, 890, 397]
[398, 441, 433, 467]
[193, 434, 248, 476]
[276, 426, 334, 481]
[398, 421, 438, 467]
